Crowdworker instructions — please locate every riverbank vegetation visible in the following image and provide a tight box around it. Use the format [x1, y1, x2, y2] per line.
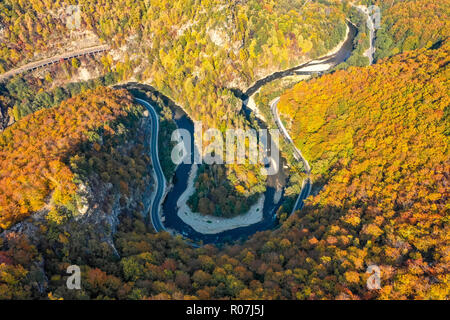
[335, 5, 371, 69]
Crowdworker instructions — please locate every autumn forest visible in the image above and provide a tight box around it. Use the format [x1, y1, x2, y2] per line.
[0, 0, 448, 301]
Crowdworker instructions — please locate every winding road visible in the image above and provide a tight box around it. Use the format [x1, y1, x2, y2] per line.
[135, 98, 166, 232]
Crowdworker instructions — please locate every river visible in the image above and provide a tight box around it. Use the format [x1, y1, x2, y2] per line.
[125, 22, 357, 245]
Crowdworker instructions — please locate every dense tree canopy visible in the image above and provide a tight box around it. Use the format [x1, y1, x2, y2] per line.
[0, 0, 448, 301]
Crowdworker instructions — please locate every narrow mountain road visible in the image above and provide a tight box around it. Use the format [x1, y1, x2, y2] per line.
[135, 98, 166, 232]
[270, 97, 312, 213]
[0, 44, 110, 81]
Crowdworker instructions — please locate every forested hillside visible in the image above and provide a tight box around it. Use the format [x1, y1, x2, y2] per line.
[0, 71, 119, 131]
[0, 0, 352, 215]
[374, 0, 450, 61]
[0, 87, 150, 229]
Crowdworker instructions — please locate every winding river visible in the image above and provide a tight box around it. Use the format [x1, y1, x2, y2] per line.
[132, 21, 358, 245]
